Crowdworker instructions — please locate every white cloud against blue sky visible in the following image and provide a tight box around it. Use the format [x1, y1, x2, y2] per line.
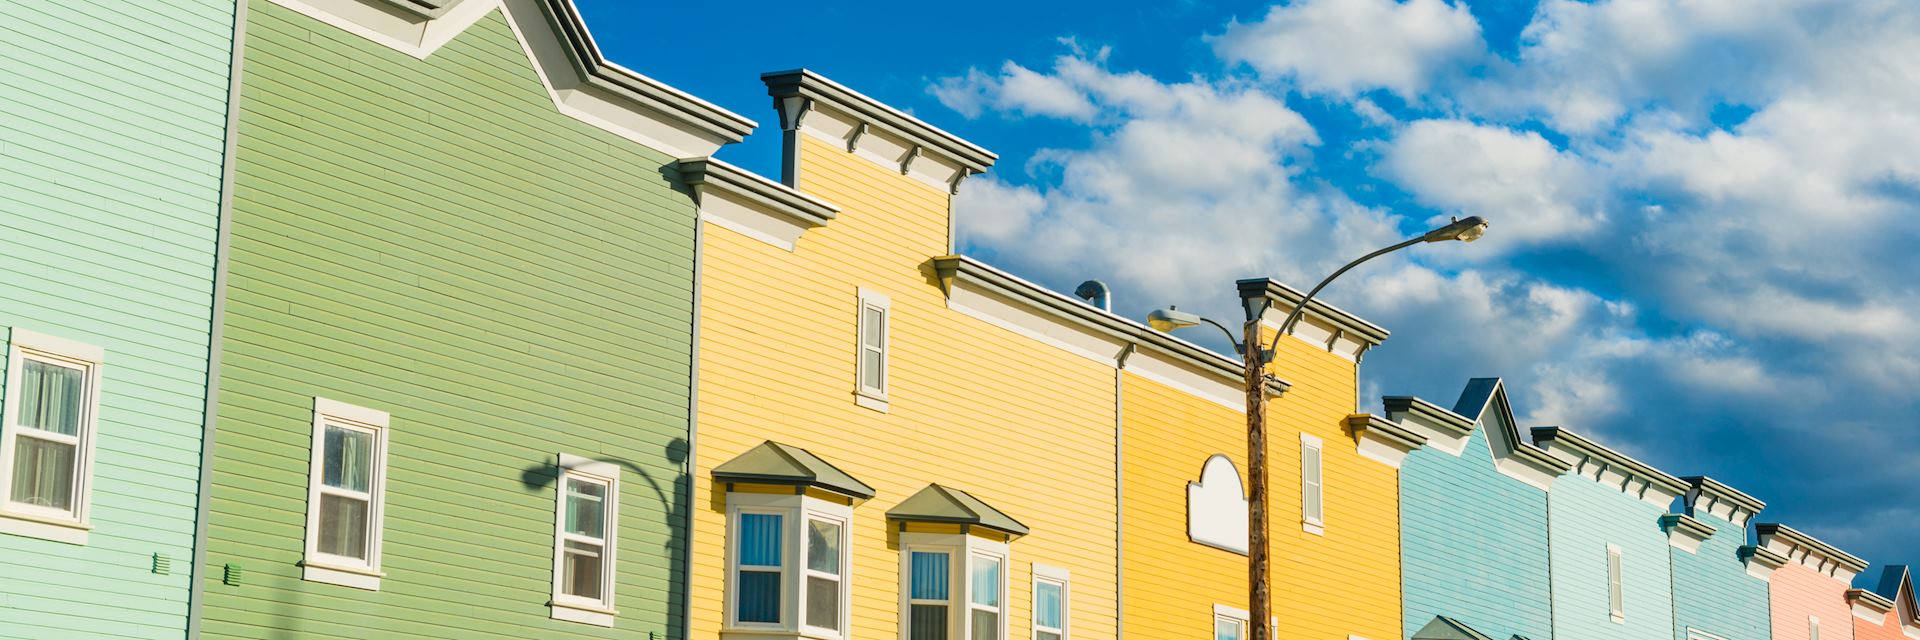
[580, 0, 1920, 563]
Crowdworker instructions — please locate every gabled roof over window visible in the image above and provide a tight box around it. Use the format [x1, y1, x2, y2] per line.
[886, 484, 1029, 537]
[1413, 616, 1497, 640]
[712, 441, 876, 500]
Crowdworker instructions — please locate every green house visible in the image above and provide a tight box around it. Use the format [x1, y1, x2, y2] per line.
[0, 1, 238, 637]
[194, 0, 749, 637]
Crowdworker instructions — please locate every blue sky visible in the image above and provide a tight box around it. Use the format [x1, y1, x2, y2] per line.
[578, 0, 1920, 565]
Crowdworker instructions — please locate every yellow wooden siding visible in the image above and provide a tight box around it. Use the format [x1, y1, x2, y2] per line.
[692, 134, 1120, 639]
[1120, 331, 1401, 640]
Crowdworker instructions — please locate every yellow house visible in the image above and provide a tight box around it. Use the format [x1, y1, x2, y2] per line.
[1120, 280, 1417, 640]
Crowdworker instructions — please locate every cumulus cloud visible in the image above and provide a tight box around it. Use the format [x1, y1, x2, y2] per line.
[1378, 120, 1602, 250]
[1211, 0, 1483, 99]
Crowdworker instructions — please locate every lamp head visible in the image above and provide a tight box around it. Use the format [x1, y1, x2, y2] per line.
[1422, 216, 1489, 243]
[1146, 307, 1204, 332]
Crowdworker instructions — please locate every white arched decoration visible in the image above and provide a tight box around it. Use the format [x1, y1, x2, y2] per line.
[1187, 454, 1249, 555]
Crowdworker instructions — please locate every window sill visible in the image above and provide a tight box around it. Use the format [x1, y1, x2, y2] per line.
[854, 391, 889, 413]
[0, 510, 90, 545]
[1302, 520, 1325, 536]
[720, 627, 844, 640]
[301, 560, 384, 590]
[550, 601, 617, 627]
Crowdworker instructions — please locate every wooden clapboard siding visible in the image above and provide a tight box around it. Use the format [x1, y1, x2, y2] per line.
[197, 2, 695, 638]
[692, 133, 1121, 640]
[1770, 562, 1856, 640]
[1398, 426, 1555, 640]
[1546, 476, 1677, 640]
[0, 1, 235, 638]
[1670, 510, 1771, 640]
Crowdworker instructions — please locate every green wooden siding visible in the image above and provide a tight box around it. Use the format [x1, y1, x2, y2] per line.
[0, 1, 235, 638]
[198, 2, 696, 638]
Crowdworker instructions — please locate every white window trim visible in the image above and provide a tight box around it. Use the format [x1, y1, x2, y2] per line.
[1300, 433, 1325, 536]
[970, 548, 1010, 640]
[1607, 543, 1625, 623]
[1033, 564, 1070, 640]
[1686, 628, 1730, 640]
[855, 288, 891, 412]
[0, 328, 105, 545]
[1214, 604, 1249, 640]
[898, 531, 1010, 640]
[301, 397, 391, 590]
[1810, 615, 1821, 640]
[724, 491, 855, 638]
[550, 453, 620, 626]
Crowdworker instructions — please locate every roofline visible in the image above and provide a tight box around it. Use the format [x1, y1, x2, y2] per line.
[934, 255, 1289, 395]
[1755, 523, 1871, 573]
[544, 0, 756, 140]
[679, 157, 838, 226]
[1347, 413, 1428, 449]
[1680, 475, 1768, 514]
[885, 484, 1030, 536]
[1850, 588, 1898, 613]
[1530, 426, 1689, 495]
[379, 0, 455, 18]
[762, 69, 996, 172]
[1237, 278, 1389, 345]
[1382, 395, 1474, 436]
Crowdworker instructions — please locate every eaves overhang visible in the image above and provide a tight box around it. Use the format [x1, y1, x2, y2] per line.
[1236, 277, 1390, 346]
[545, 0, 757, 142]
[1383, 395, 1474, 439]
[887, 484, 1028, 537]
[1659, 513, 1716, 553]
[763, 69, 996, 174]
[1531, 426, 1689, 504]
[1680, 475, 1766, 528]
[713, 441, 876, 500]
[1755, 523, 1871, 580]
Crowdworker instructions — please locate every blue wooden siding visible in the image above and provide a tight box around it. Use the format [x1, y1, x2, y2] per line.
[0, 1, 235, 638]
[1670, 511, 1771, 640]
[1547, 476, 1678, 640]
[1401, 427, 1556, 640]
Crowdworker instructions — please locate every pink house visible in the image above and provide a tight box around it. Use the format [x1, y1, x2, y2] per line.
[1746, 523, 1870, 640]
[1849, 566, 1920, 640]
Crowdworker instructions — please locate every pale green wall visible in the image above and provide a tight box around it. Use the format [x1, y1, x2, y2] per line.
[0, 1, 236, 638]
[198, 2, 696, 637]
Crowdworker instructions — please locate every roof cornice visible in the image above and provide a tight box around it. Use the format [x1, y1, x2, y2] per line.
[680, 158, 837, 224]
[1755, 523, 1871, 575]
[1531, 426, 1689, 505]
[1680, 475, 1766, 528]
[763, 69, 996, 174]
[1383, 396, 1474, 438]
[542, 0, 756, 140]
[1347, 414, 1429, 468]
[934, 255, 1288, 399]
[1237, 277, 1390, 347]
[1852, 589, 1898, 614]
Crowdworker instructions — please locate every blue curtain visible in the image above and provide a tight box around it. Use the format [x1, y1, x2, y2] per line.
[739, 513, 782, 566]
[736, 513, 784, 623]
[1035, 582, 1062, 628]
[911, 551, 949, 600]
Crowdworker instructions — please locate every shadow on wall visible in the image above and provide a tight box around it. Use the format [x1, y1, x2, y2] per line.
[521, 437, 691, 640]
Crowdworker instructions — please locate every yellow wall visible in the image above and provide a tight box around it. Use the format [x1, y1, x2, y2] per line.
[692, 134, 1121, 639]
[1120, 327, 1402, 639]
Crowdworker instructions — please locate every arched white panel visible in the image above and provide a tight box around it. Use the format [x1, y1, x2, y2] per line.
[1188, 455, 1249, 555]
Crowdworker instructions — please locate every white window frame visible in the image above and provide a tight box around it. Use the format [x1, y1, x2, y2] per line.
[855, 288, 891, 412]
[1213, 604, 1249, 640]
[1686, 628, 1730, 640]
[301, 397, 391, 590]
[898, 531, 1010, 640]
[550, 454, 620, 626]
[1607, 543, 1625, 623]
[1809, 615, 1820, 640]
[969, 549, 1009, 640]
[1032, 564, 1070, 640]
[1300, 433, 1324, 535]
[0, 329, 104, 545]
[724, 491, 854, 638]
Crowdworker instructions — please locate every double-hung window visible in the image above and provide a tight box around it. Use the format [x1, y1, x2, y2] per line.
[1032, 565, 1069, 640]
[1300, 433, 1324, 534]
[855, 288, 890, 411]
[302, 397, 390, 590]
[551, 454, 620, 626]
[902, 536, 1009, 640]
[1214, 605, 1249, 640]
[1809, 616, 1820, 640]
[909, 550, 953, 639]
[969, 552, 1004, 640]
[725, 492, 854, 638]
[0, 329, 104, 544]
[1606, 544, 1625, 623]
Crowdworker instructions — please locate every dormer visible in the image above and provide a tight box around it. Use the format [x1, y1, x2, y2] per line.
[1530, 426, 1689, 510]
[1753, 523, 1870, 584]
[1433, 378, 1570, 491]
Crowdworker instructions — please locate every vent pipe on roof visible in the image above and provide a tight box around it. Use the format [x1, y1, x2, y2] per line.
[1075, 280, 1111, 312]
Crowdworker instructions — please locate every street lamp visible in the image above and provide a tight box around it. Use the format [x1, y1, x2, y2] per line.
[1147, 216, 1486, 640]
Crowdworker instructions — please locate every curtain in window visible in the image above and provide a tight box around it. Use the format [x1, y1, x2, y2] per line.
[10, 437, 74, 508]
[737, 513, 783, 623]
[911, 551, 948, 600]
[566, 479, 606, 539]
[18, 360, 82, 435]
[1035, 581, 1062, 630]
[969, 557, 999, 607]
[563, 539, 604, 600]
[910, 551, 950, 640]
[322, 426, 372, 493]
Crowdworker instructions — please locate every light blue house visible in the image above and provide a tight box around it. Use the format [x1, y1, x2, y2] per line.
[1387, 378, 1570, 640]
[1666, 476, 1771, 640]
[0, 1, 238, 637]
[1533, 425, 1690, 640]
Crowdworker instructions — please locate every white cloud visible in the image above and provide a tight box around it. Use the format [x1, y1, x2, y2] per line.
[1378, 120, 1602, 250]
[931, 62, 1099, 121]
[1211, 0, 1483, 99]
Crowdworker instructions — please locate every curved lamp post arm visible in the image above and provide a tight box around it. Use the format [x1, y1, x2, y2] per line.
[1269, 235, 1422, 343]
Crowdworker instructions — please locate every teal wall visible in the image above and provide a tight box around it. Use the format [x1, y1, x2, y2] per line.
[1670, 511, 1770, 640]
[0, 1, 235, 638]
[1400, 427, 1555, 640]
[198, 2, 697, 638]
[1548, 475, 1678, 640]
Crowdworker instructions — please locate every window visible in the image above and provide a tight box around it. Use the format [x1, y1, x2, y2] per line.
[302, 397, 390, 590]
[1809, 616, 1820, 640]
[856, 288, 890, 410]
[1607, 544, 1625, 622]
[725, 492, 853, 637]
[910, 550, 952, 640]
[901, 534, 1010, 640]
[0, 329, 104, 544]
[1301, 433, 1324, 534]
[1214, 605, 1249, 640]
[550, 454, 620, 626]
[1033, 565, 1069, 640]
[970, 553, 1004, 640]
